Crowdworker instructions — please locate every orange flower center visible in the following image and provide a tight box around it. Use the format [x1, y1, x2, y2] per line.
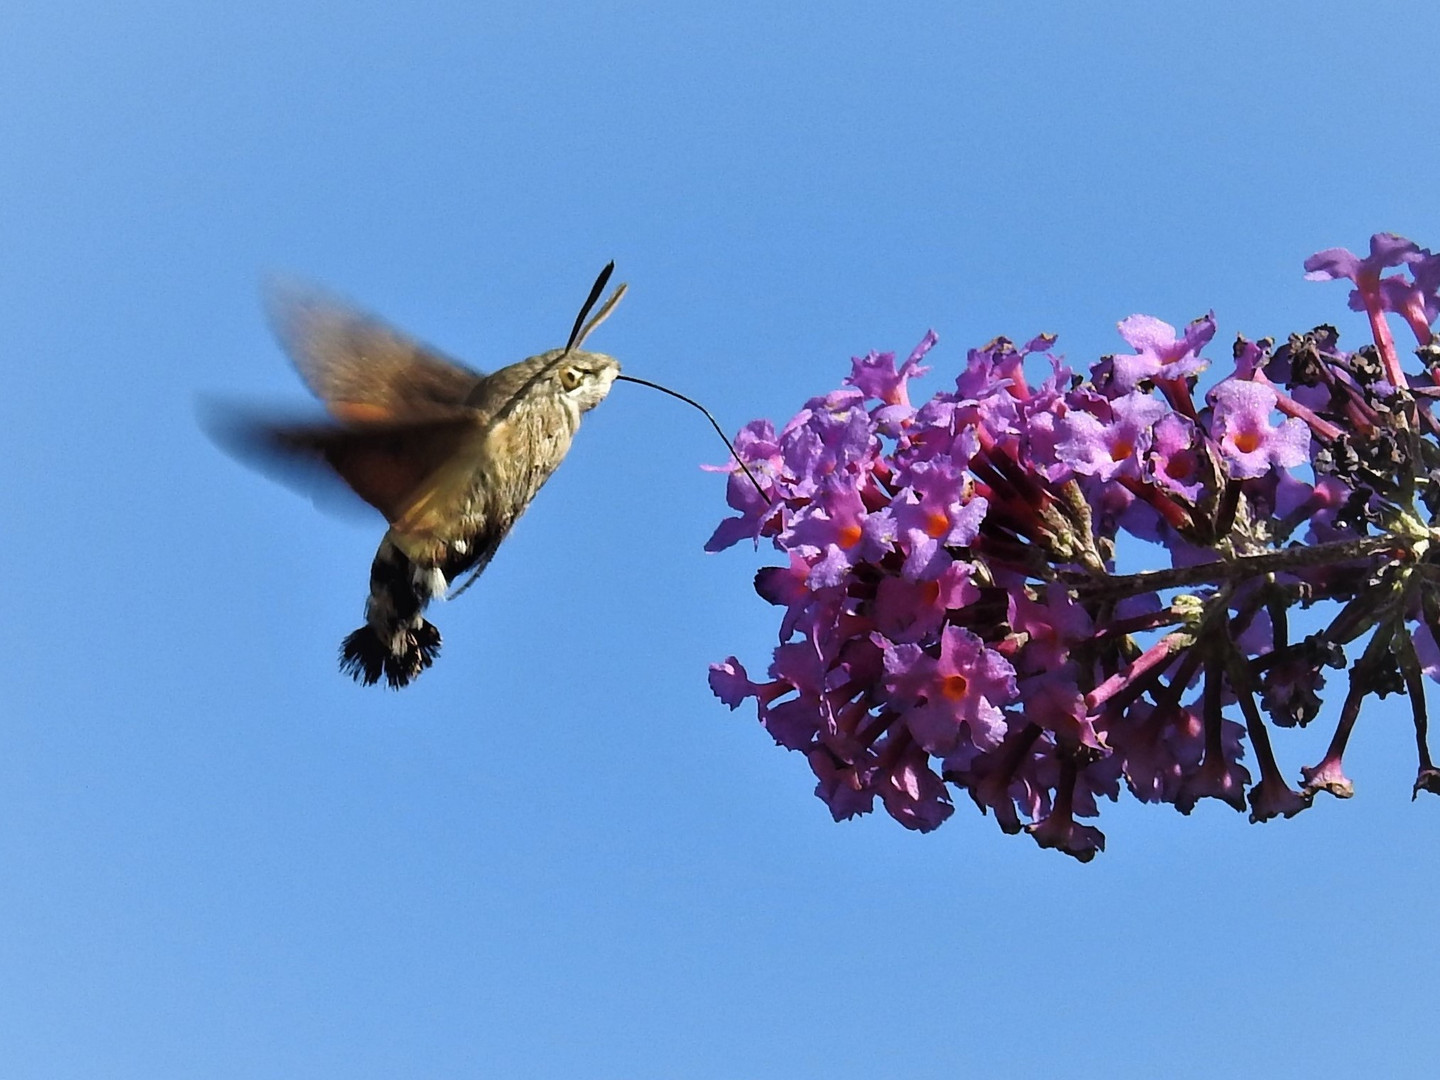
[838, 523, 863, 549]
[1233, 430, 1262, 454]
[925, 511, 950, 539]
[940, 674, 969, 701]
[1109, 437, 1135, 462]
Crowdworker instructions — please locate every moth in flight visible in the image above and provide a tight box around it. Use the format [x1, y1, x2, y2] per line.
[214, 264, 628, 688]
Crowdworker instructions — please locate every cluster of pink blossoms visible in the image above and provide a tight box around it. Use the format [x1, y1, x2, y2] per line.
[709, 233, 1440, 859]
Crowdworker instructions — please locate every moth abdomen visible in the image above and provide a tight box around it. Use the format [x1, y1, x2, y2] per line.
[339, 535, 450, 688]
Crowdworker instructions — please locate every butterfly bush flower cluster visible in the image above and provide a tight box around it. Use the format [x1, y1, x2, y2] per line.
[708, 233, 1440, 860]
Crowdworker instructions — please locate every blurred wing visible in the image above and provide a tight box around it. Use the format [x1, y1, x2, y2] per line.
[204, 401, 479, 524]
[265, 281, 484, 422]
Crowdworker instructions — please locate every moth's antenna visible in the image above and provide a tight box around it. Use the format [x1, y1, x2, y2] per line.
[566, 262, 612, 351]
[616, 374, 771, 504]
[566, 261, 627, 353]
[573, 282, 627, 352]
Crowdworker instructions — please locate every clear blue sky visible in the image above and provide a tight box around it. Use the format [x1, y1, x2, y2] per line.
[3, 3, 1438, 1077]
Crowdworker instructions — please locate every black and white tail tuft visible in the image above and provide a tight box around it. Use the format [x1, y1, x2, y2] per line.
[340, 535, 450, 689]
[339, 621, 441, 688]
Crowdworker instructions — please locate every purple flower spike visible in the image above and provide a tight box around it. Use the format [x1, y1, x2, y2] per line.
[712, 232, 1440, 859]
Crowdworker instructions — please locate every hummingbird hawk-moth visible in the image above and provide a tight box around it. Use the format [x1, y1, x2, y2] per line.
[214, 264, 630, 688]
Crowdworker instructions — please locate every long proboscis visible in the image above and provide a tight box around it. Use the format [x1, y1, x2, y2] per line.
[615, 374, 771, 503]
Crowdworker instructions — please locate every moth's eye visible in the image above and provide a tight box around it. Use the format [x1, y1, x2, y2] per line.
[559, 365, 584, 391]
